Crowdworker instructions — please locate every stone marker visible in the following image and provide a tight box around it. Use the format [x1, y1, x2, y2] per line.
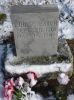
[10, 5, 59, 57]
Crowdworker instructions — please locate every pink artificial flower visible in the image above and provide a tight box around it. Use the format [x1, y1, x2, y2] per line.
[3, 78, 15, 100]
[26, 71, 37, 87]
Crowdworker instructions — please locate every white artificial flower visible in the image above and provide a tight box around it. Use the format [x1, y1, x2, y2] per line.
[18, 77, 24, 87]
[57, 73, 70, 85]
[30, 79, 37, 87]
[26, 72, 37, 87]
[15, 77, 24, 89]
[67, 94, 74, 100]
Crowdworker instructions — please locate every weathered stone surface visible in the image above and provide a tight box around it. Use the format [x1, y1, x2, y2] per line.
[10, 5, 59, 58]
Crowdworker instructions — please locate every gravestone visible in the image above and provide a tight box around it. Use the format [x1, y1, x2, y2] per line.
[10, 5, 59, 58]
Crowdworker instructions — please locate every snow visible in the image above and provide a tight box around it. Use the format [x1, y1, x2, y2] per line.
[67, 94, 74, 100]
[57, 73, 70, 85]
[58, 21, 74, 39]
[56, 0, 74, 39]
[5, 60, 72, 77]
[0, 6, 13, 38]
[6, 53, 15, 62]
[0, 21, 13, 37]
[31, 94, 44, 100]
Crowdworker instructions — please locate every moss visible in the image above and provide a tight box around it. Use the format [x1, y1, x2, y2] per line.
[25, 56, 50, 64]
[0, 13, 6, 24]
[55, 85, 67, 100]
[10, 55, 70, 65]
[10, 56, 51, 65]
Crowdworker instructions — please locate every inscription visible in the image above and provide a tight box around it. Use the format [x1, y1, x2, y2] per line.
[13, 18, 57, 39]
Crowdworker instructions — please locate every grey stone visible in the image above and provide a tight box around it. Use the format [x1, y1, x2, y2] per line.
[10, 5, 59, 58]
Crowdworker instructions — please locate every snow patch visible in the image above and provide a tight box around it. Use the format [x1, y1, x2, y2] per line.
[67, 94, 74, 100]
[5, 61, 72, 77]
